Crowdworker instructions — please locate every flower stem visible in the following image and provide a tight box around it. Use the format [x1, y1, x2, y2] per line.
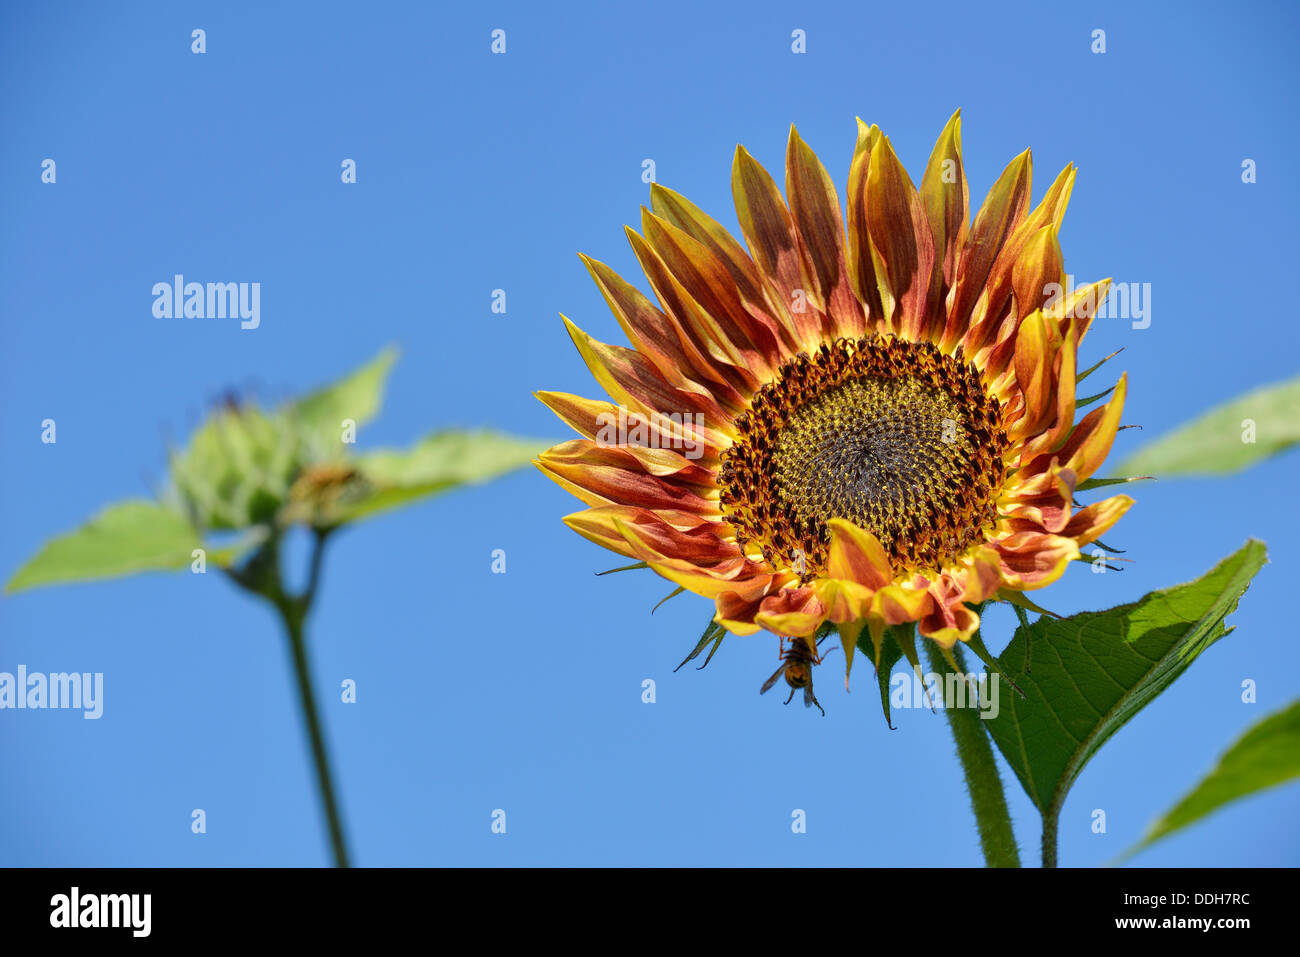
[1042, 810, 1059, 868]
[226, 530, 351, 867]
[279, 599, 351, 868]
[924, 641, 1021, 867]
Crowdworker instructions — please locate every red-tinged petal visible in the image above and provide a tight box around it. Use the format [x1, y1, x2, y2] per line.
[786, 126, 866, 340]
[994, 532, 1080, 590]
[981, 225, 1067, 383]
[639, 210, 785, 371]
[1033, 162, 1077, 233]
[640, 546, 775, 600]
[712, 571, 800, 630]
[648, 183, 799, 351]
[732, 145, 821, 347]
[754, 586, 827, 637]
[1062, 494, 1134, 547]
[942, 149, 1031, 350]
[1057, 373, 1128, 481]
[536, 441, 718, 514]
[580, 253, 725, 395]
[714, 592, 766, 635]
[1018, 324, 1077, 461]
[878, 581, 933, 621]
[535, 390, 728, 462]
[918, 588, 981, 648]
[561, 316, 738, 429]
[845, 120, 887, 327]
[1009, 310, 1063, 441]
[958, 546, 1005, 603]
[825, 517, 894, 589]
[601, 511, 739, 567]
[1012, 226, 1065, 324]
[963, 167, 1075, 358]
[920, 109, 969, 338]
[537, 438, 716, 483]
[1000, 462, 1077, 533]
[813, 578, 874, 622]
[625, 227, 762, 398]
[864, 134, 935, 340]
[564, 505, 719, 553]
[1046, 278, 1111, 346]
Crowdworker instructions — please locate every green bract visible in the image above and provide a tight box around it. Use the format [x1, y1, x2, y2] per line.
[170, 405, 304, 531]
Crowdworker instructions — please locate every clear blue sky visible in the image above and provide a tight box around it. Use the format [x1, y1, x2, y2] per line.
[2, 0, 1297, 866]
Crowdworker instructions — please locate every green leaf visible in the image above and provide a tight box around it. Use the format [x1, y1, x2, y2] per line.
[596, 562, 650, 576]
[982, 540, 1267, 859]
[676, 617, 726, 672]
[1116, 373, 1300, 477]
[856, 624, 906, 729]
[288, 346, 399, 453]
[338, 429, 548, 523]
[6, 501, 205, 594]
[1124, 699, 1300, 859]
[1076, 475, 1151, 492]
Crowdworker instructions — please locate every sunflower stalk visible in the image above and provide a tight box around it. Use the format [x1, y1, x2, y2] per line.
[224, 529, 351, 868]
[924, 641, 1021, 867]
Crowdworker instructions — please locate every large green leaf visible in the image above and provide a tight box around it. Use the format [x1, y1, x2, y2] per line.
[982, 540, 1267, 857]
[338, 429, 549, 523]
[1116, 373, 1300, 477]
[288, 346, 398, 453]
[1124, 699, 1300, 859]
[6, 501, 204, 594]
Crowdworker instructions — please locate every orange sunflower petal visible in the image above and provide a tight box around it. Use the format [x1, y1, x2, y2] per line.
[732, 145, 819, 347]
[943, 149, 1031, 350]
[863, 134, 935, 340]
[920, 109, 969, 334]
[786, 126, 865, 341]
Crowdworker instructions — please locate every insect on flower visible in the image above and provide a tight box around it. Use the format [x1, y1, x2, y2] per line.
[760, 634, 828, 716]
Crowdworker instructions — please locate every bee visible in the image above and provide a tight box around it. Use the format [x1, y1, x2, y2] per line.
[760, 635, 826, 716]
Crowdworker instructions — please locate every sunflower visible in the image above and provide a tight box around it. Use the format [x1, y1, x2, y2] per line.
[536, 111, 1133, 675]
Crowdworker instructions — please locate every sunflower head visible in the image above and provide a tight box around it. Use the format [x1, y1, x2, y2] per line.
[170, 401, 305, 531]
[537, 111, 1133, 683]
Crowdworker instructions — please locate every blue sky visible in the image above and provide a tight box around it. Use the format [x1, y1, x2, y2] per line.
[2, 0, 1297, 866]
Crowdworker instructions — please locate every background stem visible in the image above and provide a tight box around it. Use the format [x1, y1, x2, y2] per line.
[226, 530, 351, 867]
[280, 600, 351, 868]
[925, 641, 1021, 868]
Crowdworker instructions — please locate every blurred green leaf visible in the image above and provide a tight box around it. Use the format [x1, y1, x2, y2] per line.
[982, 540, 1266, 852]
[288, 346, 398, 453]
[1116, 373, 1300, 477]
[6, 501, 204, 594]
[1124, 699, 1300, 859]
[337, 429, 548, 523]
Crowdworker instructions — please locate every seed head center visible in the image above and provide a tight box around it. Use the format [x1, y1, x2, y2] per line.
[718, 336, 1008, 578]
